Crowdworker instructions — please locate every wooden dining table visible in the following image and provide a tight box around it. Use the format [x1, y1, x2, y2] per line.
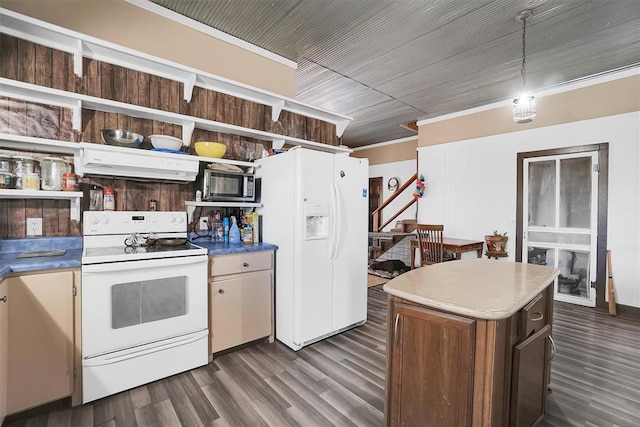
[410, 238, 484, 268]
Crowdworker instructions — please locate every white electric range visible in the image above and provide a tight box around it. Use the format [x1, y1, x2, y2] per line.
[81, 211, 208, 403]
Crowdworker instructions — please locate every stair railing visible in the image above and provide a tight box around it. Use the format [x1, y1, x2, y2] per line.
[372, 173, 417, 232]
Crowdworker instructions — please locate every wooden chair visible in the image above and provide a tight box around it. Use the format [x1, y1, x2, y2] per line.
[415, 224, 444, 266]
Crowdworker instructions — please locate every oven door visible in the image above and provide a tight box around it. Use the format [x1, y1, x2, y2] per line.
[82, 255, 207, 358]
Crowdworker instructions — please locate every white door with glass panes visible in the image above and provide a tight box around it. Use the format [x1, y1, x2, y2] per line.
[523, 152, 598, 307]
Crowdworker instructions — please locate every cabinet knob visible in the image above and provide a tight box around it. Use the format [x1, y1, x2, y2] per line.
[0, 295, 6, 303]
[217, 289, 224, 294]
[243, 262, 249, 267]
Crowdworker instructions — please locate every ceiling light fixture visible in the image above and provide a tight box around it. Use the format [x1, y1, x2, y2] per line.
[513, 9, 536, 124]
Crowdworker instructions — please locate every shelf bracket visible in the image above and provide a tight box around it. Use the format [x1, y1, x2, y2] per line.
[70, 197, 81, 221]
[183, 74, 196, 102]
[336, 119, 349, 138]
[73, 39, 84, 77]
[270, 100, 285, 122]
[186, 204, 196, 223]
[182, 122, 195, 146]
[272, 139, 285, 150]
[71, 100, 82, 132]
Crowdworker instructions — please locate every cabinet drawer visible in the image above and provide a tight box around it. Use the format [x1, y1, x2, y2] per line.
[521, 293, 548, 338]
[210, 251, 273, 277]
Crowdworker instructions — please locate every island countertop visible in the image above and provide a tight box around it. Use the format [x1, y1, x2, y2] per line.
[383, 258, 559, 320]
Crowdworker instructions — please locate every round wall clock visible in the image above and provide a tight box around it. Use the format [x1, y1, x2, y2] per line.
[387, 177, 399, 192]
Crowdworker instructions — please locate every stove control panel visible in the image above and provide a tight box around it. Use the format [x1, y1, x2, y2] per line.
[83, 211, 188, 235]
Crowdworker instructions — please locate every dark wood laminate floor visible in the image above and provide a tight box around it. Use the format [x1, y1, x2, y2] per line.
[5, 286, 640, 426]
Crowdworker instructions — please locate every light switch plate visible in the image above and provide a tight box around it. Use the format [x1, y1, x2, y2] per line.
[27, 217, 42, 236]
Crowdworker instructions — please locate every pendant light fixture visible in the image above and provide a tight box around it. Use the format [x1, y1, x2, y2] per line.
[513, 9, 536, 124]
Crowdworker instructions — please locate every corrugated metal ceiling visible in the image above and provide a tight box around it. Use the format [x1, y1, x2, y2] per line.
[150, 0, 640, 147]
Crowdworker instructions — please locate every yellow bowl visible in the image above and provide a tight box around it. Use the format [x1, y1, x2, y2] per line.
[194, 141, 226, 158]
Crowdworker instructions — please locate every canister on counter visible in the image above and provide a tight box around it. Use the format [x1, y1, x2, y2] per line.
[103, 187, 115, 210]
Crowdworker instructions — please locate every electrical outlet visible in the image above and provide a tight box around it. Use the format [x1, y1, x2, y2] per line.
[27, 217, 42, 236]
[199, 217, 208, 230]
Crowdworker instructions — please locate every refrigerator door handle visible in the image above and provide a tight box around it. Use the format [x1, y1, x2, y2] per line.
[328, 182, 338, 259]
[331, 182, 342, 259]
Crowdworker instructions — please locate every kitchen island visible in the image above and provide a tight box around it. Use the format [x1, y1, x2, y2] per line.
[383, 258, 559, 427]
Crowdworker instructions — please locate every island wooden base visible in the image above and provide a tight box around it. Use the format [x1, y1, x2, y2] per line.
[384, 285, 554, 427]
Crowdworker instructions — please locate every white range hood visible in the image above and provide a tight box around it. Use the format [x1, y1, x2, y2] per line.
[76, 143, 200, 182]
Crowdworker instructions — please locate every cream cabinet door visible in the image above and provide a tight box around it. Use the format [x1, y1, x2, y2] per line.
[0, 278, 7, 425]
[210, 270, 273, 353]
[6, 271, 74, 414]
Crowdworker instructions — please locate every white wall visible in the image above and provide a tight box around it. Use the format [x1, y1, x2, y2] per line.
[369, 159, 417, 231]
[418, 112, 640, 308]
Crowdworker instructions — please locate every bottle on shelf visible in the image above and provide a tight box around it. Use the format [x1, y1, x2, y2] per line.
[242, 223, 253, 244]
[223, 217, 230, 243]
[229, 216, 240, 243]
[213, 210, 224, 242]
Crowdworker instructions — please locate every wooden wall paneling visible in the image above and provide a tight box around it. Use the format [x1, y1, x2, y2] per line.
[159, 182, 173, 211]
[91, 112, 107, 144]
[138, 69, 150, 109]
[113, 65, 128, 104]
[168, 79, 182, 116]
[215, 90, 226, 123]
[0, 35, 19, 79]
[17, 39, 36, 84]
[158, 76, 171, 137]
[34, 44, 52, 89]
[52, 50, 68, 140]
[42, 199, 59, 236]
[113, 179, 128, 211]
[148, 74, 162, 134]
[207, 89, 219, 123]
[57, 200, 73, 236]
[100, 62, 114, 101]
[82, 59, 101, 98]
[306, 117, 318, 143]
[0, 196, 8, 238]
[126, 68, 144, 138]
[6, 200, 25, 238]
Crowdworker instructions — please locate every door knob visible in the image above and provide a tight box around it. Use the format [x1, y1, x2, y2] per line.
[243, 262, 249, 267]
[217, 289, 224, 294]
[0, 295, 6, 303]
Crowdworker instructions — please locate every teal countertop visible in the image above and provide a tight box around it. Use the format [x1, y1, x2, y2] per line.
[0, 237, 277, 279]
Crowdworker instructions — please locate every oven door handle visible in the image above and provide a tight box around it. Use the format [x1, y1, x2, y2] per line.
[82, 255, 206, 273]
[83, 330, 208, 366]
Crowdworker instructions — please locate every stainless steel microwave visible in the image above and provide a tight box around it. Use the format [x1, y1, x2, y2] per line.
[201, 168, 255, 202]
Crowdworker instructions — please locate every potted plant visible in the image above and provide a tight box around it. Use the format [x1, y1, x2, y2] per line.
[485, 230, 508, 253]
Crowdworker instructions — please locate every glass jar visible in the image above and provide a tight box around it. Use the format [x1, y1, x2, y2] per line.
[23, 172, 40, 190]
[0, 155, 11, 172]
[41, 157, 67, 191]
[103, 187, 115, 211]
[11, 155, 37, 189]
[0, 169, 15, 189]
[62, 172, 77, 191]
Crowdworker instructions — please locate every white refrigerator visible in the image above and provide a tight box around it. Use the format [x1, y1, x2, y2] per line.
[257, 148, 369, 351]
